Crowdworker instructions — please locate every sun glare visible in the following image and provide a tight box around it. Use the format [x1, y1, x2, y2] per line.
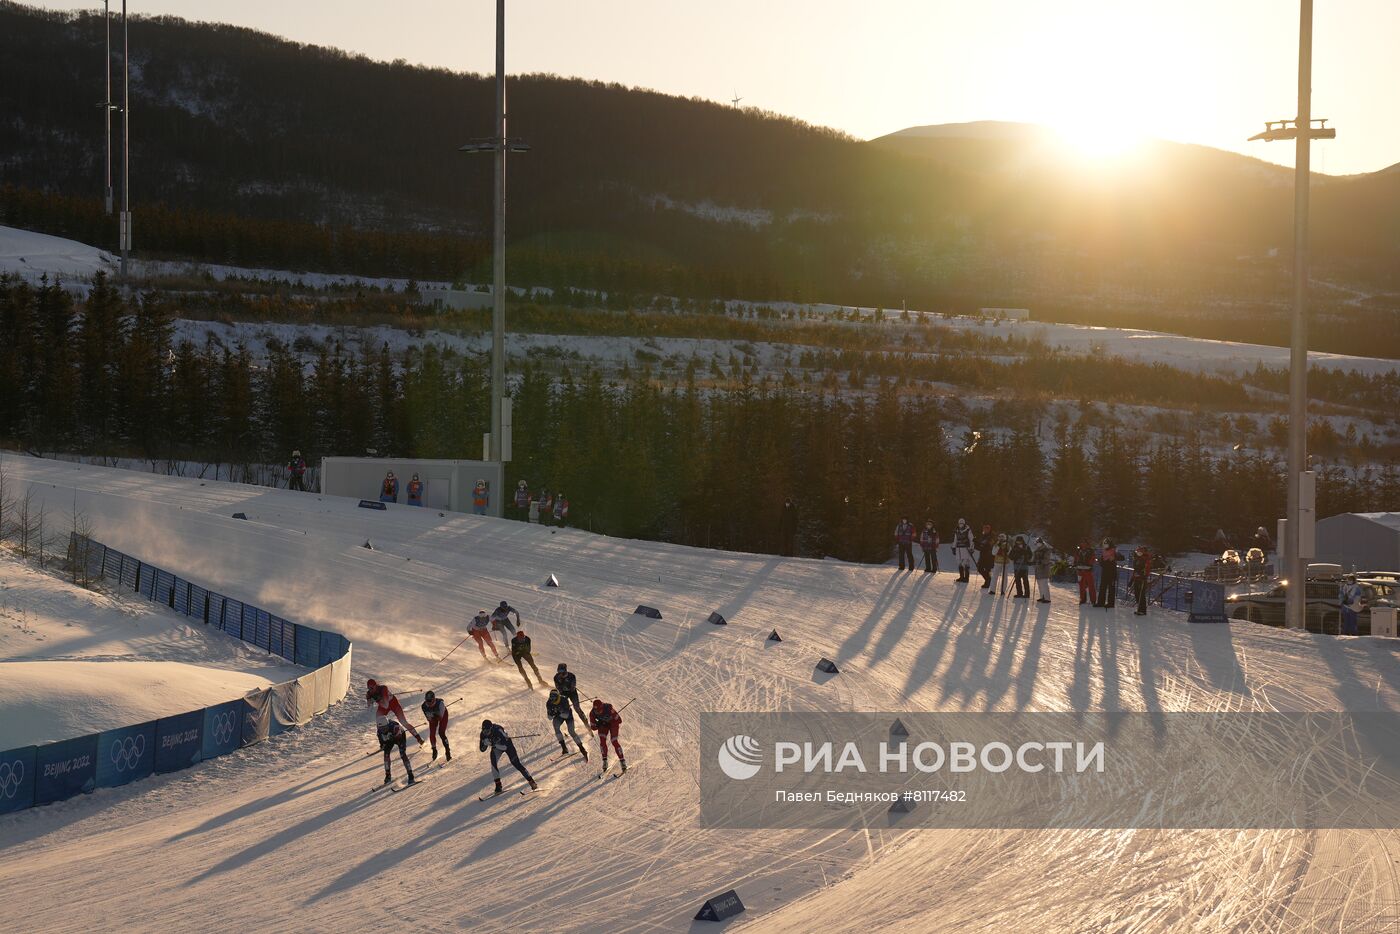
[1053, 123, 1149, 161]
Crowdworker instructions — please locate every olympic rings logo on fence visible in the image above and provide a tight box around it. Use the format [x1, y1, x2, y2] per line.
[110, 734, 147, 773]
[0, 760, 25, 799]
[212, 711, 237, 746]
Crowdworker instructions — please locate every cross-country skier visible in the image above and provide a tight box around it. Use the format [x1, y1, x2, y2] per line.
[894, 516, 915, 571]
[378, 718, 415, 786]
[366, 679, 423, 743]
[1095, 540, 1119, 609]
[287, 450, 307, 492]
[1009, 535, 1032, 598]
[953, 518, 974, 583]
[406, 473, 424, 506]
[469, 610, 501, 661]
[976, 523, 997, 590]
[1032, 536, 1054, 604]
[589, 699, 627, 774]
[421, 690, 451, 761]
[553, 663, 589, 725]
[380, 471, 398, 504]
[1074, 539, 1098, 606]
[510, 628, 545, 689]
[547, 689, 588, 760]
[490, 600, 519, 653]
[919, 521, 939, 574]
[479, 719, 537, 794]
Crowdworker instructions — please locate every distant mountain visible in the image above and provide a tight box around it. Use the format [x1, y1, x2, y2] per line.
[1, 0, 1398, 324]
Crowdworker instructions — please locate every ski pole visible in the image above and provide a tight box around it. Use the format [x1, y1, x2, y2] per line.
[405, 634, 473, 695]
[615, 697, 637, 713]
[362, 697, 464, 757]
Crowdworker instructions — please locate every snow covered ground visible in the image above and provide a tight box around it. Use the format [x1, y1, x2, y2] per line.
[0, 555, 307, 748]
[0, 225, 116, 285]
[3, 453, 1400, 932]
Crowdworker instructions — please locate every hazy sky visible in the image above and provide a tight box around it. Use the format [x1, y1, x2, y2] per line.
[39, 0, 1400, 175]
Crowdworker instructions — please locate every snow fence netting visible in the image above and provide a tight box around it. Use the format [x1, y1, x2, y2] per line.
[0, 537, 355, 812]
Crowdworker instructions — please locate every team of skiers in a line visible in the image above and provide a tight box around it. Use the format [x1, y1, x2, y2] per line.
[368, 604, 627, 790]
[900, 517, 1156, 614]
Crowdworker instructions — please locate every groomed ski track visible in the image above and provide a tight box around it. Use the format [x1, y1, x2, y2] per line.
[3, 454, 1400, 933]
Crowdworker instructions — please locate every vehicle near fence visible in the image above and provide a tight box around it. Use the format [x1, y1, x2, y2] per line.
[1226, 578, 1396, 635]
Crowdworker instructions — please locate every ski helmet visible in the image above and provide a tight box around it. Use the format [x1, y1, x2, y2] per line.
[592, 698, 603, 707]
[481, 719, 493, 729]
[366, 678, 378, 690]
[548, 689, 560, 702]
[557, 663, 567, 672]
[424, 690, 435, 703]
[499, 600, 509, 609]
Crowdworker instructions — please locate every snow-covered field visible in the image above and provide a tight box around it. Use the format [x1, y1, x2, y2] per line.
[3, 453, 1400, 932]
[0, 225, 116, 285]
[0, 555, 307, 748]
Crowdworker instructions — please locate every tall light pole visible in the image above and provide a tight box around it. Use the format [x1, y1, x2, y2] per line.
[1249, 0, 1334, 630]
[461, 0, 529, 474]
[100, 1, 114, 215]
[119, 0, 131, 279]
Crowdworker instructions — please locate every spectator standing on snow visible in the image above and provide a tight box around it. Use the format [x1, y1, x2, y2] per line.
[528, 496, 540, 524]
[514, 480, 530, 519]
[287, 450, 307, 491]
[1130, 545, 1153, 616]
[406, 473, 424, 506]
[538, 489, 553, 525]
[1009, 535, 1032, 598]
[1095, 540, 1119, 609]
[1339, 576, 1365, 636]
[553, 494, 569, 527]
[779, 497, 799, 557]
[1074, 539, 1098, 606]
[547, 689, 588, 760]
[976, 523, 997, 590]
[469, 610, 501, 662]
[421, 690, 451, 762]
[919, 521, 939, 574]
[1032, 536, 1054, 604]
[472, 479, 490, 516]
[953, 518, 974, 583]
[894, 516, 916, 572]
[994, 533, 1012, 595]
[380, 471, 399, 504]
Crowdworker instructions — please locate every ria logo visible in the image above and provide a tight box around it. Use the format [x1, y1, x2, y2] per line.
[717, 735, 763, 780]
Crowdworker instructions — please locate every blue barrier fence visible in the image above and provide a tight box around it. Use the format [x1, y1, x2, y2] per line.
[1110, 569, 1227, 623]
[0, 536, 352, 814]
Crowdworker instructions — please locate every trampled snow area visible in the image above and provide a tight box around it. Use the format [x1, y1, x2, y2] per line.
[0, 555, 307, 748]
[3, 455, 1400, 932]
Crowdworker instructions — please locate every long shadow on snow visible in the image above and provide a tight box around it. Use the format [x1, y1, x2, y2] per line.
[862, 572, 933, 669]
[1069, 606, 1122, 712]
[667, 558, 782, 658]
[1012, 602, 1053, 711]
[834, 571, 913, 664]
[1186, 618, 1252, 697]
[979, 598, 1032, 711]
[939, 596, 1004, 707]
[898, 584, 967, 700]
[306, 754, 604, 905]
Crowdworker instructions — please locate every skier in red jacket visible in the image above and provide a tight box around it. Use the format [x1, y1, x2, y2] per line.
[589, 699, 627, 774]
[366, 679, 423, 744]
